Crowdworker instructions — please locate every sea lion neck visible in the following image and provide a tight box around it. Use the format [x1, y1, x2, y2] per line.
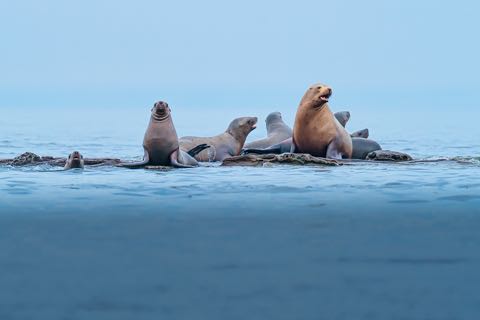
[313, 102, 329, 112]
[299, 101, 330, 115]
[266, 119, 286, 133]
[151, 113, 171, 122]
[226, 126, 247, 144]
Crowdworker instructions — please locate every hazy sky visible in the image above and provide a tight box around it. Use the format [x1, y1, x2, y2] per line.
[1, 0, 478, 108]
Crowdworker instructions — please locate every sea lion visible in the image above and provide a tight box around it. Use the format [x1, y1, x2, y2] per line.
[244, 112, 292, 149]
[242, 136, 382, 160]
[243, 110, 361, 151]
[351, 138, 382, 159]
[179, 117, 258, 162]
[333, 111, 371, 139]
[334, 111, 350, 128]
[118, 101, 209, 169]
[350, 128, 369, 139]
[291, 83, 352, 159]
[64, 151, 84, 169]
[242, 138, 294, 155]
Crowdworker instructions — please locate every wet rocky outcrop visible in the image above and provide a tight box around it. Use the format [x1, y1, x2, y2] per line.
[222, 153, 340, 167]
[1, 150, 414, 168]
[0, 152, 121, 167]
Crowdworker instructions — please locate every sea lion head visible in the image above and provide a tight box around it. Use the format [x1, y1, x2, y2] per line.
[65, 151, 84, 169]
[265, 112, 282, 125]
[227, 116, 258, 141]
[151, 101, 171, 121]
[300, 83, 333, 109]
[265, 111, 288, 133]
[336, 111, 350, 126]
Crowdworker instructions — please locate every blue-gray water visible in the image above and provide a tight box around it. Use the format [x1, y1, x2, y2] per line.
[1, 105, 480, 319]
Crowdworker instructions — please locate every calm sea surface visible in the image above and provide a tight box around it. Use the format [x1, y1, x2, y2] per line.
[1, 105, 479, 319]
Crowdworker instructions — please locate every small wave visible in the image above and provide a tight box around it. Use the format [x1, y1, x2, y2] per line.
[450, 156, 480, 164]
[5, 188, 32, 195]
[437, 195, 480, 202]
[410, 156, 480, 165]
[112, 192, 149, 198]
[389, 199, 430, 204]
[334, 257, 467, 265]
[6, 180, 37, 185]
[382, 181, 410, 188]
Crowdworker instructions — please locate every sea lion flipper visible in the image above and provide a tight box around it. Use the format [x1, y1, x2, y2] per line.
[326, 142, 344, 160]
[170, 149, 195, 168]
[290, 137, 297, 153]
[242, 137, 293, 155]
[350, 128, 369, 139]
[187, 144, 211, 157]
[241, 147, 277, 155]
[242, 144, 283, 155]
[117, 149, 150, 168]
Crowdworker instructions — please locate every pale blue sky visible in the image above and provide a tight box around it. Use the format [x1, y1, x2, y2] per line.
[1, 0, 478, 109]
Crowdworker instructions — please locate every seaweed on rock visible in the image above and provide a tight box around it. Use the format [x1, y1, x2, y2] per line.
[222, 153, 341, 167]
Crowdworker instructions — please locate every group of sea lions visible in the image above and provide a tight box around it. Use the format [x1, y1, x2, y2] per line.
[62, 82, 384, 170]
[242, 83, 382, 160]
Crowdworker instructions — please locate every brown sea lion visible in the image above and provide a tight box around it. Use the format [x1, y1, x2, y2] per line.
[179, 117, 258, 162]
[118, 101, 209, 169]
[292, 83, 352, 159]
[243, 110, 361, 151]
[64, 151, 84, 169]
[244, 112, 292, 149]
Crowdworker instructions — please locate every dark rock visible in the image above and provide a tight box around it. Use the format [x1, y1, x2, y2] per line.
[366, 150, 413, 162]
[10, 152, 42, 166]
[144, 165, 172, 170]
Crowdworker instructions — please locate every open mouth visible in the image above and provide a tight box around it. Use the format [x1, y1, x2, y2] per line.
[319, 93, 331, 102]
[154, 108, 169, 119]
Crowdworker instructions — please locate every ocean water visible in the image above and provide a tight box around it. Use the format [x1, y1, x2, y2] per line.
[1, 105, 480, 319]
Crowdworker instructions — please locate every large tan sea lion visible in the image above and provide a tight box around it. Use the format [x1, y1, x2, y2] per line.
[291, 83, 352, 159]
[244, 112, 292, 149]
[118, 101, 208, 168]
[179, 117, 258, 162]
[244, 110, 364, 151]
